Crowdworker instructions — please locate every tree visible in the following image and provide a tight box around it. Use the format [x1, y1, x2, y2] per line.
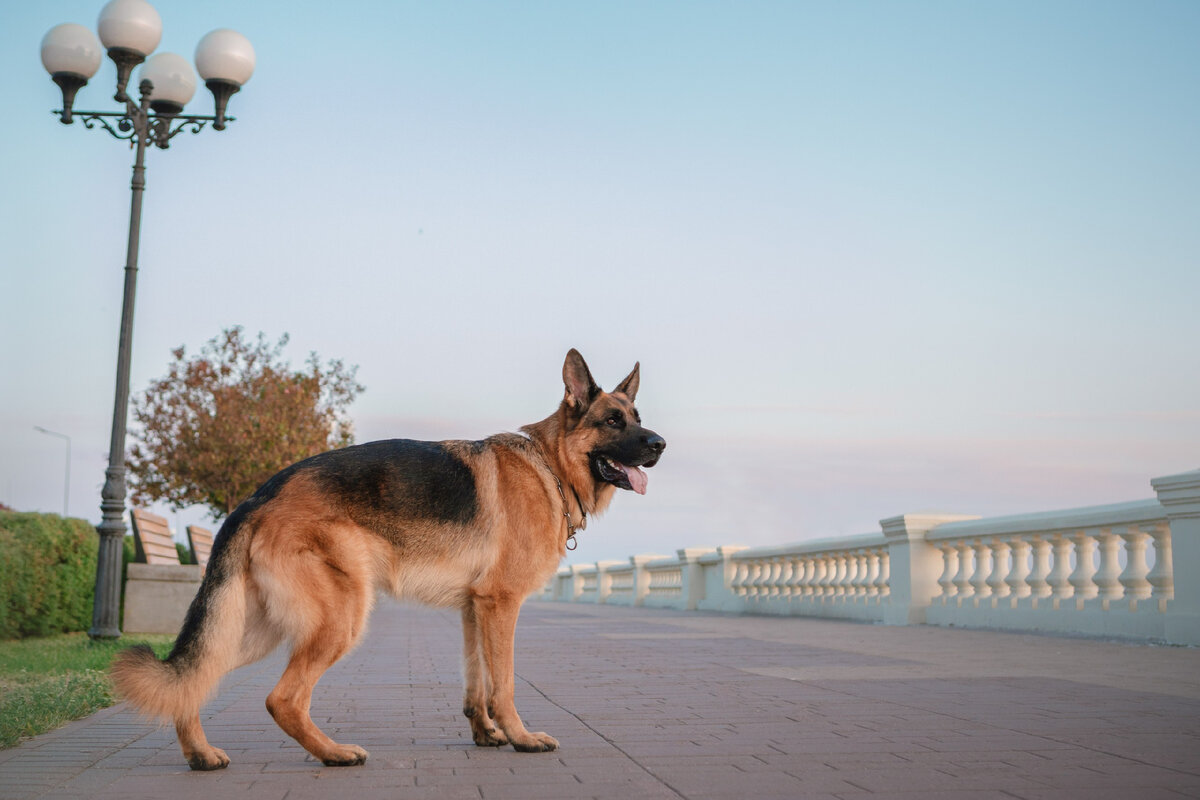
[128, 327, 364, 519]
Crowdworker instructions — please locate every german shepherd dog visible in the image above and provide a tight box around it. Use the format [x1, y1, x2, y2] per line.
[112, 350, 665, 770]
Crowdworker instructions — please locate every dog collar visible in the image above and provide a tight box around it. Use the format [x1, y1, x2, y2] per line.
[554, 477, 586, 551]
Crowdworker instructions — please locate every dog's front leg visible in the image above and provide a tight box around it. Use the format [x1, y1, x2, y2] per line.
[473, 593, 558, 752]
[460, 603, 508, 746]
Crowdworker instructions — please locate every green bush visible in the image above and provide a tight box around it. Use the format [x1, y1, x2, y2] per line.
[0, 513, 98, 640]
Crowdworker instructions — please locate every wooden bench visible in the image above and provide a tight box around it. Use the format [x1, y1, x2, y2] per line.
[130, 508, 180, 564]
[186, 525, 214, 568]
[124, 508, 201, 634]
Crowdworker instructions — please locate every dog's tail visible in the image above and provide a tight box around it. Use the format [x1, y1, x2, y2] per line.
[111, 507, 253, 724]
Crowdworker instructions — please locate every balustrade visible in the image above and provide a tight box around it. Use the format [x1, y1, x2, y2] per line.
[538, 474, 1195, 645]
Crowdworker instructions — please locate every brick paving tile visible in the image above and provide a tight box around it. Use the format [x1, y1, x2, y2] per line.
[2, 600, 1200, 798]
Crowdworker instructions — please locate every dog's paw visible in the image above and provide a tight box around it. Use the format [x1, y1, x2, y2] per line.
[472, 724, 510, 747]
[186, 747, 230, 771]
[511, 731, 559, 753]
[321, 744, 369, 766]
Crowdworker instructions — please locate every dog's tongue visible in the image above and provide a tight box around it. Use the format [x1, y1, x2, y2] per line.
[621, 464, 648, 495]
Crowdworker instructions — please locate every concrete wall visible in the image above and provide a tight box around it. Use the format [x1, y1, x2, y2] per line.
[122, 563, 201, 634]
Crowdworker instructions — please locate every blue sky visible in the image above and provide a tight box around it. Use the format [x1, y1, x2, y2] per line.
[2, 1, 1198, 564]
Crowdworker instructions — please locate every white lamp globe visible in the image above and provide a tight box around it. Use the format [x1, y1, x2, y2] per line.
[195, 29, 255, 87]
[41, 23, 103, 78]
[97, 0, 162, 57]
[139, 52, 196, 111]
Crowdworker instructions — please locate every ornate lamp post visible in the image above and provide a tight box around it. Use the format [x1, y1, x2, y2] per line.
[40, 0, 255, 639]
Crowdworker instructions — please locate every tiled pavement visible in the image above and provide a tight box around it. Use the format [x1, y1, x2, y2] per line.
[1, 600, 1199, 800]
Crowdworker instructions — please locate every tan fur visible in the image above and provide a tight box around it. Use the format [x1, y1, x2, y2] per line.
[110, 351, 661, 770]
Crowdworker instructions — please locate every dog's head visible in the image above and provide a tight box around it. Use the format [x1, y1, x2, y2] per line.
[560, 349, 665, 496]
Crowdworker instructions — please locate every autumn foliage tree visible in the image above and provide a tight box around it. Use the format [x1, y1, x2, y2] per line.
[128, 327, 364, 519]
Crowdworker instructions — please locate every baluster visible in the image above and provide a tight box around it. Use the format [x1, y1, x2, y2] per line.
[851, 551, 866, 598]
[875, 550, 891, 598]
[1005, 536, 1032, 606]
[1027, 536, 1052, 604]
[762, 558, 779, 599]
[782, 556, 796, 597]
[1093, 527, 1124, 609]
[754, 559, 773, 600]
[731, 561, 750, 597]
[1068, 529, 1099, 604]
[749, 560, 769, 600]
[846, 551, 862, 600]
[771, 557, 789, 598]
[811, 556, 830, 599]
[814, 556, 832, 601]
[1048, 534, 1074, 605]
[1147, 523, 1174, 611]
[847, 551, 865, 600]
[952, 541, 974, 605]
[765, 557, 782, 598]
[797, 556, 812, 599]
[758, 558, 776, 599]
[970, 540, 993, 604]
[1118, 525, 1151, 610]
[936, 543, 959, 605]
[985, 538, 1011, 604]
[832, 553, 849, 599]
[858, 550, 873, 599]
[795, 556, 814, 600]
[826, 553, 842, 599]
[864, 549, 881, 599]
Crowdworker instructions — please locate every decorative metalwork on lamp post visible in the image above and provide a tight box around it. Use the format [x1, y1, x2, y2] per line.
[41, 0, 255, 639]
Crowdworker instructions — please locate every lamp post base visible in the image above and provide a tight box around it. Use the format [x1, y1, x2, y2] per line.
[90, 517, 126, 639]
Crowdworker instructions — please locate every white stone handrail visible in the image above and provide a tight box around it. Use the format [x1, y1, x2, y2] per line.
[534, 468, 1200, 645]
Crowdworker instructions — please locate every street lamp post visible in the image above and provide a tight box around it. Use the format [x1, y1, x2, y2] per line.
[41, 0, 255, 640]
[33, 427, 71, 517]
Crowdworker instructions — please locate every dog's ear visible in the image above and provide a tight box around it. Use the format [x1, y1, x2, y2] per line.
[563, 349, 599, 412]
[615, 362, 640, 401]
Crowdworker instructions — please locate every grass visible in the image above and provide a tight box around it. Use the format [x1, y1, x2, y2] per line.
[0, 632, 174, 749]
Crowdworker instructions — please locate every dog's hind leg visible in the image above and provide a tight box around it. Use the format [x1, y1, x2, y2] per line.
[266, 623, 369, 766]
[261, 542, 373, 767]
[461, 603, 508, 747]
[175, 714, 229, 770]
[474, 593, 558, 753]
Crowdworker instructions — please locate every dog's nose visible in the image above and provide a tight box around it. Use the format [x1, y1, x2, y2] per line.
[644, 434, 666, 454]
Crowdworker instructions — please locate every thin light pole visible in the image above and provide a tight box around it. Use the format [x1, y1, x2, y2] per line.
[33, 426, 71, 517]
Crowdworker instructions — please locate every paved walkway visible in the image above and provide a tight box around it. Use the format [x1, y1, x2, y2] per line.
[1, 600, 1199, 800]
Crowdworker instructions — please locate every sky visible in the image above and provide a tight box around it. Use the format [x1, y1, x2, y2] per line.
[2, 1, 1198, 567]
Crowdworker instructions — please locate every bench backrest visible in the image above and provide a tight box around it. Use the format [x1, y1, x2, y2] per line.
[130, 509, 179, 565]
[186, 525, 214, 568]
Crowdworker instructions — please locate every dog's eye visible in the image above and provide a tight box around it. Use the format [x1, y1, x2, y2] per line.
[606, 413, 623, 427]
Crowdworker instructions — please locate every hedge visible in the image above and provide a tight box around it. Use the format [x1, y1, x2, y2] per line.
[0, 512, 97, 639]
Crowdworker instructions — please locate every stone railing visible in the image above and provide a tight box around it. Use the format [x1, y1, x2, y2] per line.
[535, 468, 1200, 645]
